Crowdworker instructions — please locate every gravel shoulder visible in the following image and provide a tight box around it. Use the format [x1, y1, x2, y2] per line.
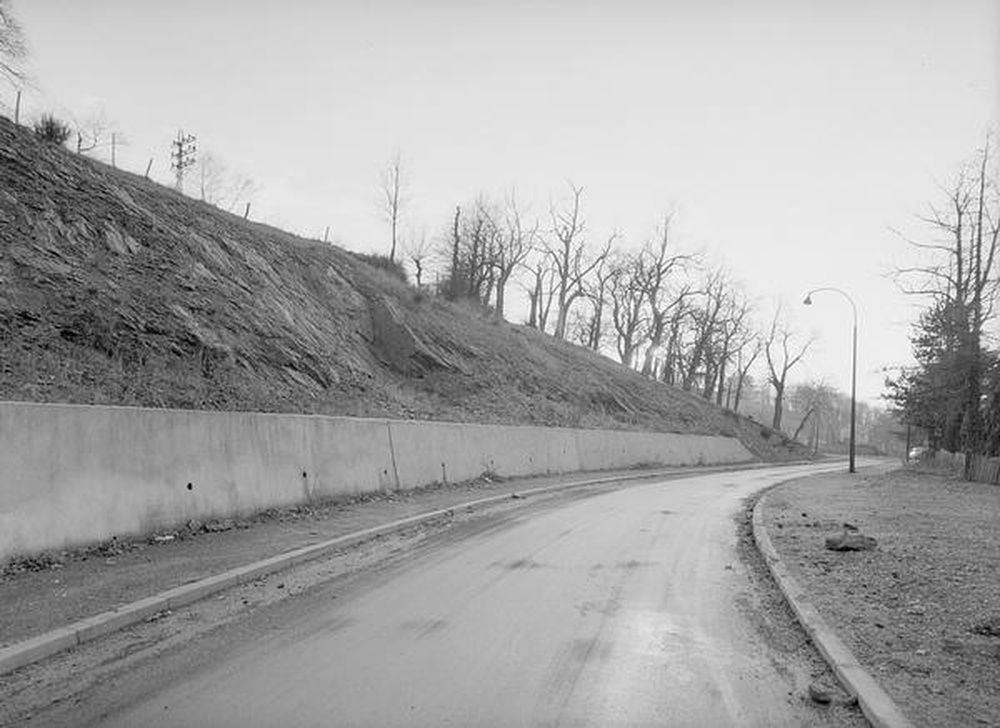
[762, 466, 1000, 727]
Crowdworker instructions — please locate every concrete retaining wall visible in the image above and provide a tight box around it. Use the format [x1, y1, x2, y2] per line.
[0, 401, 754, 561]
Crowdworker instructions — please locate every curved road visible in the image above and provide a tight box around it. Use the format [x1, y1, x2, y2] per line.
[96, 463, 853, 727]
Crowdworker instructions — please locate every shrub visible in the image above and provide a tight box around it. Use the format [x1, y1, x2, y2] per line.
[350, 252, 408, 284]
[33, 114, 72, 146]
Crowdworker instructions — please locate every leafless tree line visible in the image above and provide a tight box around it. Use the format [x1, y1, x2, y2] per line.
[402, 181, 812, 425]
[741, 378, 902, 455]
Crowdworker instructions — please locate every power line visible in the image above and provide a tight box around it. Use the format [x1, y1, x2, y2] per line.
[170, 129, 197, 192]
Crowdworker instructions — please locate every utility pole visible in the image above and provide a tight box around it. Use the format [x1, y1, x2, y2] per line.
[170, 129, 197, 193]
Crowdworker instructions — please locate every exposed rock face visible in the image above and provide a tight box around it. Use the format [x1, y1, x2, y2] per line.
[0, 116, 809, 460]
[0, 117, 381, 407]
[369, 296, 454, 374]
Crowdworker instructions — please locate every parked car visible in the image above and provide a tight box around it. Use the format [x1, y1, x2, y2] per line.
[908, 446, 927, 460]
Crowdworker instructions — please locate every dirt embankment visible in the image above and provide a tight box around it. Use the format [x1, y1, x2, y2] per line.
[0, 116, 803, 460]
[762, 468, 1000, 727]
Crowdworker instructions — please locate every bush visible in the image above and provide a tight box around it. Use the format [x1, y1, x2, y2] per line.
[350, 252, 408, 284]
[33, 114, 72, 146]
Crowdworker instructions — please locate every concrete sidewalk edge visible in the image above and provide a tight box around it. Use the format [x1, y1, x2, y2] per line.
[752, 492, 915, 728]
[0, 458, 806, 676]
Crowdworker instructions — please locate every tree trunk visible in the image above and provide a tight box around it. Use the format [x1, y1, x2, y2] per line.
[554, 302, 569, 340]
[641, 316, 666, 377]
[390, 215, 397, 263]
[715, 359, 727, 406]
[772, 383, 785, 430]
[792, 407, 816, 442]
[495, 271, 509, 320]
[733, 373, 746, 413]
[587, 299, 604, 350]
[449, 207, 462, 300]
[539, 275, 555, 333]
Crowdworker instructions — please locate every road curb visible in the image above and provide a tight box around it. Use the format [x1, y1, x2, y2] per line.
[1, 459, 803, 676]
[752, 492, 915, 728]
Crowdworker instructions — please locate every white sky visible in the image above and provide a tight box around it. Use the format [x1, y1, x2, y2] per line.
[6, 0, 1000, 405]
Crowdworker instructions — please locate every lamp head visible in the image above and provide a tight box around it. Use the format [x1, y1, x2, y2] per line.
[803, 294, 813, 306]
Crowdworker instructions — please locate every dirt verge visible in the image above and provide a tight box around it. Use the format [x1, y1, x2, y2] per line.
[761, 467, 1000, 727]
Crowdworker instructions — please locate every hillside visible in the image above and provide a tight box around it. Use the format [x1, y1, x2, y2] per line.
[0, 117, 803, 461]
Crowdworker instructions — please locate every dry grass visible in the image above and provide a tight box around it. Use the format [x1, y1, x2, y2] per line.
[764, 468, 1000, 727]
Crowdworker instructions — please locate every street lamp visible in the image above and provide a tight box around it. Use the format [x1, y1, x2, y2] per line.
[803, 287, 858, 474]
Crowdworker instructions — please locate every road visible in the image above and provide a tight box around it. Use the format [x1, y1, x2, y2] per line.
[92, 462, 855, 727]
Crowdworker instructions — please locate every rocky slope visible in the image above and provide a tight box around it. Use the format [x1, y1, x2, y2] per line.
[0, 116, 803, 460]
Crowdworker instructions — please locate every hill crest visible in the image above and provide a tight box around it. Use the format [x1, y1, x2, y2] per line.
[0, 116, 804, 460]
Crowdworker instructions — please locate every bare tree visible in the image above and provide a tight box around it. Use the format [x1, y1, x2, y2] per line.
[764, 306, 814, 431]
[196, 151, 257, 213]
[378, 152, 407, 263]
[198, 151, 226, 203]
[608, 252, 648, 368]
[680, 270, 728, 393]
[578, 252, 615, 350]
[790, 381, 837, 446]
[447, 205, 462, 299]
[524, 252, 557, 332]
[658, 293, 696, 386]
[0, 0, 27, 87]
[465, 197, 498, 305]
[487, 191, 539, 320]
[726, 330, 761, 412]
[638, 216, 696, 377]
[404, 227, 432, 288]
[547, 183, 613, 339]
[890, 138, 999, 466]
[73, 109, 126, 159]
[707, 282, 753, 406]
[441, 196, 497, 305]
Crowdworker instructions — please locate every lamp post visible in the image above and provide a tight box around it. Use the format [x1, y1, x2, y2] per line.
[803, 287, 858, 474]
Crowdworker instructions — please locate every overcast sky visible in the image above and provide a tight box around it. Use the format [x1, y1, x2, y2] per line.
[6, 0, 999, 404]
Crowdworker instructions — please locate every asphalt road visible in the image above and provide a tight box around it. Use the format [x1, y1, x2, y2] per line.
[94, 462, 851, 727]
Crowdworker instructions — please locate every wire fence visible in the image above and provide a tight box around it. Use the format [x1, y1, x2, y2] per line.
[1, 83, 259, 223]
[2, 83, 149, 176]
[924, 450, 1000, 485]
